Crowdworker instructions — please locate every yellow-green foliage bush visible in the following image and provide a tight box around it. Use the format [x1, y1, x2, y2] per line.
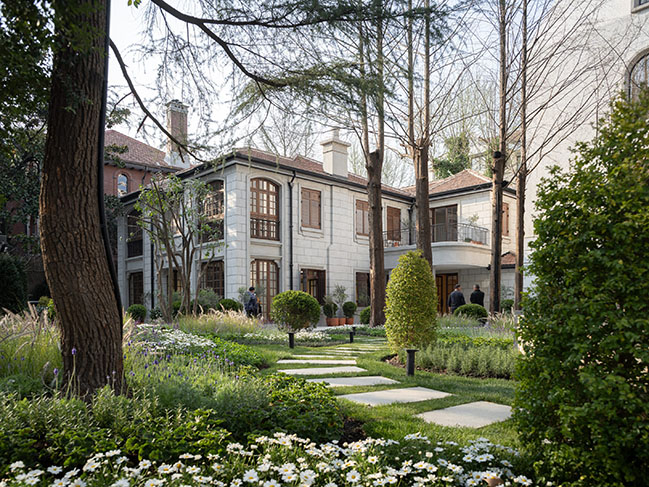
[384, 250, 437, 351]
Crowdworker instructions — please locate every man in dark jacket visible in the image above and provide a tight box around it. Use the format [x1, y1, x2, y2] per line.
[470, 284, 485, 307]
[244, 286, 260, 317]
[447, 284, 466, 313]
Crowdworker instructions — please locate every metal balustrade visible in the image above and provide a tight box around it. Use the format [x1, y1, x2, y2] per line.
[383, 222, 489, 248]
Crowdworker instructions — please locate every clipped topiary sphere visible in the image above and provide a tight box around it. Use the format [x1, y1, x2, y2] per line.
[500, 299, 514, 313]
[359, 306, 371, 324]
[342, 301, 357, 318]
[384, 250, 437, 351]
[127, 304, 147, 322]
[454, 303, 488, 320]
[271, 291, 321, 331]
[218, 298, 243, 312]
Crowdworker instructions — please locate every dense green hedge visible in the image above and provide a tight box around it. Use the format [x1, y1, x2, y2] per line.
[514, 93, 649, 486]
[437, 332, 513, 350]
[385, 251, 437, 351]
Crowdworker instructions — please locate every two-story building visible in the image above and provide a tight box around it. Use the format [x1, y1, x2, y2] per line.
[117, 130, 516, 318]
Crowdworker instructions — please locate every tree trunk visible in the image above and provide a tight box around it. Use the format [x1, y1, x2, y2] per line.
[514, 0, 528, 311]
[40, 0, 123, 397]
[489, 0, 508, 314]
[367, 150, 386, 326]
[414, 147, 432, 266]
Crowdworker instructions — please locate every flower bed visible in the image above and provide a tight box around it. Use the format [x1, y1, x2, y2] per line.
[1, 432, 533, 487]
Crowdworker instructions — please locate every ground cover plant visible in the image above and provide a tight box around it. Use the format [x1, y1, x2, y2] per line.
[415, 342, 517, 379]
[514, 92, 649, 486]
[0, 432, 534, 487]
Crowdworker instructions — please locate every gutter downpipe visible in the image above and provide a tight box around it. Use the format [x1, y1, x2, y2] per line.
[408, 203, 414, 246]
[288, 171, 296, 290]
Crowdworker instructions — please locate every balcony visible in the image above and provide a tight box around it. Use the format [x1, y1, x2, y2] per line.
[383, 222, 491, 271]
[383, 222, 489, 248]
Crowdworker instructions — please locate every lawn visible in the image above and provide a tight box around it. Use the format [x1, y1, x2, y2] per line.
[257, 335, 520, 447]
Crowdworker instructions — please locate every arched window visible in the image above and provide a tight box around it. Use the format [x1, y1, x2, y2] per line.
[117, 174, 129, 196]
[250, 178, 279, 240]
[629, 52, 649, 100]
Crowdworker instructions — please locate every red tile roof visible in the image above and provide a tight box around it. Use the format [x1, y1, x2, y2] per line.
[105, 130, 175, 170]
[233, 147, 413, 197]
[501, 251, 517, 266]
[403, 169, 491, 196]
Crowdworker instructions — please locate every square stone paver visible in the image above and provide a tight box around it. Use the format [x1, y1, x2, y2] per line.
[278, 366, 366, 376]
[339, 386, 451, 406]
[277, 359, 356, 365]
[307, 376, 399, 387]
[292, 355, 354, 359]
[417, 401, 512, 428]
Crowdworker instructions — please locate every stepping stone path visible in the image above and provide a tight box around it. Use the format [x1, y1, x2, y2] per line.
[417, 401, 512, 428]
[280, 339, 511, 429]
[277, 359, 357, 365]
[279, 366, 366, 376]
[339, 386, 451, 406]
[307, 376, 399, 387]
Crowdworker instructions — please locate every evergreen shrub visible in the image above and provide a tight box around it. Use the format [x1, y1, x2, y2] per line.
[359, 306, 371, 324]
[454, 303, 488, 320]
[271, 291, 320, 330]
[126, 304, 147, 322]
[218, 298, 243, 312]
[384, 250, 437, 351]
[0, 254, 27, 313]
[514, 92, 649, 487]
[342, 301, 357, 318]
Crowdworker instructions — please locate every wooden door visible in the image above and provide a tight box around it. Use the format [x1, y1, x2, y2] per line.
[435, 273, 458, 314]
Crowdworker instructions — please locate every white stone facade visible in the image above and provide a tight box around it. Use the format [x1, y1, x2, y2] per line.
[118, 148, 515, 315]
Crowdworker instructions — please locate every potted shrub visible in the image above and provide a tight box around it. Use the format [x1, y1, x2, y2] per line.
[342, 301, 357, 324]
[332, 285, 348, 325]
[271, 290, 321, 331]
[360, 306, 371, 325]
[322, 302, 338, 326]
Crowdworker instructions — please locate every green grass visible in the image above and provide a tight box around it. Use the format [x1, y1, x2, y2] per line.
[255, 335, 519, 447]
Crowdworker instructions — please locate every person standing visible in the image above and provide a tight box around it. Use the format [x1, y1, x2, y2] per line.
[447, 284, 466, 314]
[245, 286, 260, 317]
[470, 284, 485, 307]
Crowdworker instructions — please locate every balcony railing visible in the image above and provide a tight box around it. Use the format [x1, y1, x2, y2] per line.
[383, 222, 489, 248]
[251, 217, 280, 240]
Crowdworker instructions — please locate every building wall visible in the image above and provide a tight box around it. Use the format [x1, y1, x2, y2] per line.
[103, 164, 154, 197]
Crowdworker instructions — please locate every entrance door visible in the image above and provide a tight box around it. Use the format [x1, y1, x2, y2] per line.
[435, 273, 458, 314]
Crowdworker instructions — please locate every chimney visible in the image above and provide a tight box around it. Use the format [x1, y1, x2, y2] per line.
[321, 128, 350, 178]
[165, 99, 189, 168]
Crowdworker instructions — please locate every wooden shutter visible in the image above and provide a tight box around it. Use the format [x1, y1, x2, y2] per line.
[356, 200, 369, 236]
[387, 207, 401, 241]
[301, 188, 321, 229]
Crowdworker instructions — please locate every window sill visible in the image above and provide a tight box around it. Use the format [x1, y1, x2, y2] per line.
[251, 238, 282, 247]
[300, 227, 324, 238]
[632, 3, 649, 13]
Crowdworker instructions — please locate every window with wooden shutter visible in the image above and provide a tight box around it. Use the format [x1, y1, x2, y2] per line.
[301, 188, 321, 229]
[201, 261, 225, 298]
[502, 202, 510, 237]
[386, 207, 401, 241]
[355, 200, 370, 236]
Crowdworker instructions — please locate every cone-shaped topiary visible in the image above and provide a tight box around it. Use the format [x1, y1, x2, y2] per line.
[271, 290, 321, 331]
[384, 250, 437, 351]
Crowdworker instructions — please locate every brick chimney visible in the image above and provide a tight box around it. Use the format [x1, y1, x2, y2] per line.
[321, 128, 350, 179]
[165, 99, 189, 168]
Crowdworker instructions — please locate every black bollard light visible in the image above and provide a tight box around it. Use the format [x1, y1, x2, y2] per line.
[352, 325, 357, 335]
[406, 349, 418, 376]
[349, 330, 354, 343]
[288, 332, 295, 349]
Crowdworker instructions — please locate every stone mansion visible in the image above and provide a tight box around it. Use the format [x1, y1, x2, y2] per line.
[116, 129, 517, 318]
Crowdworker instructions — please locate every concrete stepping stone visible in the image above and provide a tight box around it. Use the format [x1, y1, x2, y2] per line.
[307, 376, 399, 387]
[277, 359, 357, 365]
[291, 355, 354, 359]
[339, 386, 451, 406]
[279, 366, 366, 376]
[416, 401, 512, 428]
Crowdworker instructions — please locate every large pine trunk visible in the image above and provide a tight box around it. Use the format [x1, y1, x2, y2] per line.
[367, 150, 386, 327]
[40, 0, 123, 397]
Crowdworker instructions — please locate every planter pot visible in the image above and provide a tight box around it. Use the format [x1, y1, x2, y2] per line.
[326, 318, 336, 326]
[336, 318, 345, 326]
[345, 317, 354, 324]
